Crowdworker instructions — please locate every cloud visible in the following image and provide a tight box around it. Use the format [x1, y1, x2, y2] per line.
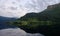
[10, 7, 17, 10]
[0, 0, 60, 18]
[12, 2, 16, 4]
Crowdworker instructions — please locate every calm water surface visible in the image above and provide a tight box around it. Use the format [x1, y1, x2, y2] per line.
[0, 23, 44, 36]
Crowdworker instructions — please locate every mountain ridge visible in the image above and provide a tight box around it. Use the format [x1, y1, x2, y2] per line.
[8, 3, 60, 36]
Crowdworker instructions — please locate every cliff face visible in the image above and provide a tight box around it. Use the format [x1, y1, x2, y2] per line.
[47, 3, 60, 10]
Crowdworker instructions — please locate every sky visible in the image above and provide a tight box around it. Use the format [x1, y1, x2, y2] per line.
[0, 0, 60, 18]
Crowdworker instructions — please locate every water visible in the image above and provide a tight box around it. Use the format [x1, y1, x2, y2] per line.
[0, 23, 44, 36]
[0, 16, 44, 36]
[0, 28, 44, 36]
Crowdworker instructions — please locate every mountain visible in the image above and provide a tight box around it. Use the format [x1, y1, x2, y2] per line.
[0, 16, 16, 22]
[19, 3, 60, 22]
[9, 3, 60, 36]
[0, 16, 17, 29]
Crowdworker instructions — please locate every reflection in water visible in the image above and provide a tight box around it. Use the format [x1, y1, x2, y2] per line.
[0, 28, 44, 36]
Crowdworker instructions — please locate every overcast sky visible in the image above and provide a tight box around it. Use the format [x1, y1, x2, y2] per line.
[0, 0, 60, 18]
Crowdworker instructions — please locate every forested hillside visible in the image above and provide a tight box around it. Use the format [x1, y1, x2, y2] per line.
[8, 3, 60, 36]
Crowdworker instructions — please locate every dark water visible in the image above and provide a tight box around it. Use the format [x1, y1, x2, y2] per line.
[0, 23, 17, 29]
[0, 23, 44, 36]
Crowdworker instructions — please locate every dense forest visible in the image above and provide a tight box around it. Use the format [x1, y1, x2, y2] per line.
[8, 3, 60, 36]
